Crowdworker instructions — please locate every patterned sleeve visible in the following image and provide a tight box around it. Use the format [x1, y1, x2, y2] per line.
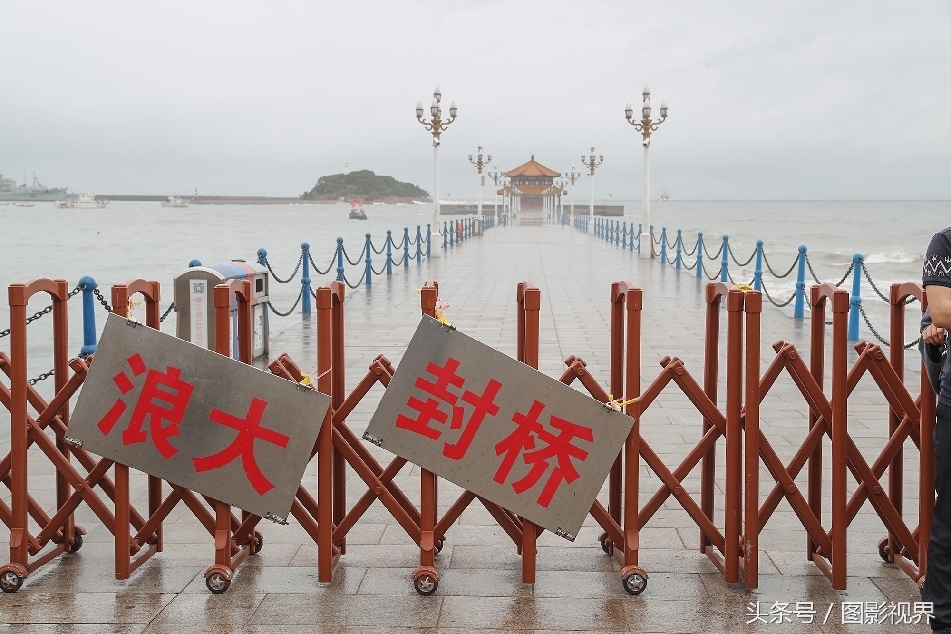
[923, 229, 951, 289]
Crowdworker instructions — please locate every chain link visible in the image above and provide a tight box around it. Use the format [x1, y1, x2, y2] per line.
[857, 303, 923, 349]
[308, 250, 335, 276]
[703, 240, 724, 261]
[862, 265, 891, 303]
[371, 238, 388, 255]
[763, 251, 800, 279]
[729, 244, 757, 267]
[761, 280, 797, 307]
[342, 243, 368, 266]
[682, 238, 698, 257]
[29, 369, 55, 385]
[93, 288, 112, 312]
[159, 302, 176, 322]
[267, 289, 304, 317]
[264, 254, 303, 284]
[342, 270, 364, 290]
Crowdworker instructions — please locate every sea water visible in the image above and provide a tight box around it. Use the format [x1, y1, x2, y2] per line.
[0, 200, 947, 385]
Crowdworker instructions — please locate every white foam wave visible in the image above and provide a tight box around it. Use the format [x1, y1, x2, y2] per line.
[863, 252, 922, 264]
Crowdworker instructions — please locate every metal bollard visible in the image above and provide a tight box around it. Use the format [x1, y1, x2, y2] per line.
[78, 276, 98, 356]
[365, 234, 372, 286]
[794, 245, 807, 318]
[848, 253, 863, 341]
[675, 229, 683, 268]
[302, 242, 313, 313]
[336, 237, 344, 282]
[660, 227, 667, 263]
[753, 240, 764, 291]
[616, 221, 621, 246]
[443, 222, 448, 249]
[386, 230, 393, 275]
[720, 235, 729, 283]
[637, 223, 642, 253]
[696, 232, 704, 278]
[404, 227, 410, 268]
[426, 224, 431, 258]
[416, 225, 422, 262]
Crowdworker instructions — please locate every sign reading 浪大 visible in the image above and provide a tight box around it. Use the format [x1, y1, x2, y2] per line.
[364, 316, 634, 539]
[67, 313, 329, 521]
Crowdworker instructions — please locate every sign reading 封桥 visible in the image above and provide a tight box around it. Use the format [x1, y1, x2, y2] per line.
[67, 313, 329, 521]
[364, 316, 634, 540]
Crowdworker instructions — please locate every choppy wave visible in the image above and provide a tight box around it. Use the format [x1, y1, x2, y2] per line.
[863, 252, 923, 264]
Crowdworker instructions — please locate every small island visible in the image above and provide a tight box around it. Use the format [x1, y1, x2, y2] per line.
[302, 170, 430, 203]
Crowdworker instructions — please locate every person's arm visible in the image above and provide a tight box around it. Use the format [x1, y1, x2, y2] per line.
[930, 285, 951, 330]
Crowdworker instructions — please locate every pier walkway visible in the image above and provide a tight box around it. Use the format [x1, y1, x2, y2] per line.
[1, 223, 929, 633]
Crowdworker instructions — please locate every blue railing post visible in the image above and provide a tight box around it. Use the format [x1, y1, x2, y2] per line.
[403, 227, 410, 269]
[675, 230, 683, 268]
[720, 235, 729, 283]
[615, 221, 621, 246]
[386, 230, 393, 275]
[637, 224, 642, 253]
[660, 227, 667, 263]
[256, 248, 267, 267]
[336, 237, 344, 282]
[416, 225, 422, 263]
[794, 245, 807, 318]
[696, 232, 704, 278]
[650, 225, 655, 255]
[848, 253, 863, 341]
[364, 234, 372, 286]
[753, 240, 764, 291]
[624, 222, 630, 249]
[443, 222, 448, 250]
[78, 276, 98, 356]
[301, 242, 313, 313]
[426, 224, 432, 258]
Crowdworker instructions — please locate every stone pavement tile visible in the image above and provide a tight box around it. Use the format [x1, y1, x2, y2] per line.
[447, 545, 616, 573]
[247, 594, 442, 628]
[0, 592, 174, 624]
[140, 593, 265, 631]
[437, 595, 631, 631]
[14, 562, 200, 595]
[0, 626, 146, 634]
[293, 544, 448, 569]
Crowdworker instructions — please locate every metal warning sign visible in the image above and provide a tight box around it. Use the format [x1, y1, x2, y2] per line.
[67, 313, 330, 521]
[364, 316, 634, 540]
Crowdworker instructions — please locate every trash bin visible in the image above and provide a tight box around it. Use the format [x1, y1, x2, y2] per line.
[472, 217, 483, 236]
[174, 260, 269, 359]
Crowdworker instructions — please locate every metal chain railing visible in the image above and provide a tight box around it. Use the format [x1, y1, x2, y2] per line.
[371, 239, 388, 255]
[29, 369, 55, 386]
[342, 243, 368, 266]
[682, 239, 698, 257]
[159, 302, 176, 322]
[760, 280, 797, 308]
[764, 251, 800, 279]
[370, 260, 389, 276]
[264, 254, 303, 284]
[93, 287, 112, 312]
[702, 240, 723, 261]
[858, 304, 921, 349]
[862, 265, 892, 303]
[268, 288, 304, 317]
[308, 250, 335, 276]
[729, 244, 757, 267]
[342, 271, 364, 290]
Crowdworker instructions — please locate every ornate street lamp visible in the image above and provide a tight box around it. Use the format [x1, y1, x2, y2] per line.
[563, 166, 581, 220]
[581, 147, 603, 218]
[625, 86, 668, 258]
[416, 86, 457, 257]
[468, 145, 492, 220]
[487, 165, 505, 221]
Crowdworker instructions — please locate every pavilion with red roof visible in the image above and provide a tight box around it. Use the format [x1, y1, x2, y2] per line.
[499, 156, 564, 223]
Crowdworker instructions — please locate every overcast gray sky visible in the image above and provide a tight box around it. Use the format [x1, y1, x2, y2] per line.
[2, 1, 949, 200]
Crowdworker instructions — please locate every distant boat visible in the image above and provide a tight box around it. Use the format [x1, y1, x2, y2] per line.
[0, 172, 69, 201]
[162, 189, 197, 208]
[349, 200, 367, 220]
[14, 201, 34, 207]
[659, 189, 672, 201]
[56, 193, 107, 209]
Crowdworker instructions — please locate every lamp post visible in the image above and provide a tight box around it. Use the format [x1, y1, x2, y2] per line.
[563, 166, 581, 221]
[488, 165, 505, 221]
[581, 147, 603, 219]
[416, 86, 457, 258]
[625, 86, 667, 259]
[468, 145, 492, 221]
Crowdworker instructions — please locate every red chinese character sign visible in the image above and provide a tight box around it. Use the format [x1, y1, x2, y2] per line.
[364, 317, 634, 540]
[68, 314, 329, 520]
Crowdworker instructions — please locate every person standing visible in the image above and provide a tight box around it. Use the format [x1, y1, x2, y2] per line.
[922, 225, 951, 632]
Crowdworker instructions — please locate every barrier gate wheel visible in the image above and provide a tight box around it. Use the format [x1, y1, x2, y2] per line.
[434, 537, 445, 555]
[204, 565, 233, 594]
[877, 537, 891, 563]
[620, 565, 648, 596]
[252, 531, 264, 555]
[598, 531, 612, 555]
[67, 527, 87, 554]
[0, 564, 27, 593]
[412, 566, 439, 596]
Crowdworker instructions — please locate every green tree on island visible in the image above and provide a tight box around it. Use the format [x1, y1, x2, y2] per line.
[303, 170, 429, 202]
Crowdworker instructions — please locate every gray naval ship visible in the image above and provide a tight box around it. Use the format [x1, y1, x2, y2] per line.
[0, 172, 68, 201]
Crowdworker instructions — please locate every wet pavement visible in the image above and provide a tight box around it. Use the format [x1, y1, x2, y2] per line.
[0, 222, 932, 632]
